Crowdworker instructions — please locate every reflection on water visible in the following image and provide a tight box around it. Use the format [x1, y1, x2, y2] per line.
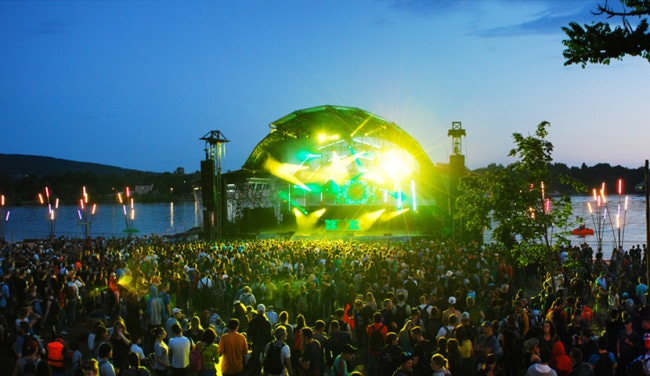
[569, 195, 647, 253]
[1, 201, 201, 242]
[2, 196, 647, 254]
[482, 195, 648, 259]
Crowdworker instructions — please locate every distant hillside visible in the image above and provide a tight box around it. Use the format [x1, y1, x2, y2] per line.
[0, 154, 148, 176]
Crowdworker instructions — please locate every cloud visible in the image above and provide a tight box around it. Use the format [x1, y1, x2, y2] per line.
[474, 3, 601, 38]
[29, 20, 66, 36]
[387, 0, 601, 38]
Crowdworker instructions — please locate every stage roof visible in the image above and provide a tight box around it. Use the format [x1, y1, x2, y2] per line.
[243, 105, 436, 174]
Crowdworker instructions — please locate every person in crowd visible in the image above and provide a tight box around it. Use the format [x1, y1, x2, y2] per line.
[219, 318, 249, 376]
[587, 337, 615, 376]
[248, 304, 273, 376]
[298, 327, 323, 376]
[476, 320, 501, 367]
[326, 319, 352, 368]
[430, 353, 450, 376]
[445, 338, 462, 376]
[539, 321, 560, 356]
[97, 342, 116, 376]
[442, 297, 462, 327]
[197, 327, 220, 376]
[378, 332, 402, 376]
[152, 327, 171, 376]
[185, 315, 204, 345]
[109, 317, 132, 372]
[568, 348, 593, 376]
[168, 322, 192, 376]
[549, 340, 572, 376]
[121, 352, 150, 376]
[166, 308, 183, 337]
[392, 352, 414, 376]
[367, 311, 389, 376]
[409, 326, 433, 376]
[616, 313, 640, 376]
[477, 353, 502, 376]
[12, 338, 44, 376]
[263, 325, 293, 376]
[84, 359, 100, 376]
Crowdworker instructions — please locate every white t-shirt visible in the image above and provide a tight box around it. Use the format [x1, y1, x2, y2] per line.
[168, 335, 191, 368]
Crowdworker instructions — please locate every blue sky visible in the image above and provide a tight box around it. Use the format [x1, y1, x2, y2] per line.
[2, 0, 648, 173]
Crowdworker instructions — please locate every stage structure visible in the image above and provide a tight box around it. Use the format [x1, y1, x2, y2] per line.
[200, 130, 229, 240]
[224, 105, 450, 237]
[448, 121, 467, 241]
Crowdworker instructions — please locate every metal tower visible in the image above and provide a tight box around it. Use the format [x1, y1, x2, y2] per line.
[200, 130, 230, 240]
[448, 121, 466, 158]
[447, 121, 466, 241]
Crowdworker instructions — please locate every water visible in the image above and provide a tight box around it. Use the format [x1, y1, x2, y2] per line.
[1, 195, 647, 250]
[0, 200, 202, 242]
[568, 194, 648, 253]
[483, 194, 648, 259]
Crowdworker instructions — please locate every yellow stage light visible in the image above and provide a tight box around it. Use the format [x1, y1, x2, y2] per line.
[358, 209, 385, 231]
[380, 208, 410, 221]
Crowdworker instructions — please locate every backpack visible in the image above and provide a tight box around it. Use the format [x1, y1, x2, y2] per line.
[149, 297, 164, 325]
[443, 326, 456, 339]
[368, 324, 385, 352]
[190, 342, 206, 373]
[593, 353, 614, 376]
[264, 342, 285, 375]
[21, 357, 39, 376]
[329, 355, 344, 376]
[394, 304, 408, 328]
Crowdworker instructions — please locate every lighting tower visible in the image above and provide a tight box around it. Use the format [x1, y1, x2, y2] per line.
[200, 130, 230, 240]
[447, 121, 467, 240]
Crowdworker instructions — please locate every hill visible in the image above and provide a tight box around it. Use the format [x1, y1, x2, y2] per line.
[0, 153, 148, 176]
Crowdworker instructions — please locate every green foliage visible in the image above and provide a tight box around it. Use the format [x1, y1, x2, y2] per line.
[455, 122, 579, 268]
[562, 0, 650, 67]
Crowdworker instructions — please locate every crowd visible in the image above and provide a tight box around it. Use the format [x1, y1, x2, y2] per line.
[0, 233, 649, 376]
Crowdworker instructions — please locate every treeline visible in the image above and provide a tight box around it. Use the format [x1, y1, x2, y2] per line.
[551, 163, 645, 194]
[0, 154, 204, 205]
[0, 170, 199, 205]
[473, 162, 646, 195]
[0, 152, 646, 205]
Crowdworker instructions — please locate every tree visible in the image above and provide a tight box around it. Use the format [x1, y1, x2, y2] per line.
[562, 0, 650, 67]
[455, 122, 579, 267]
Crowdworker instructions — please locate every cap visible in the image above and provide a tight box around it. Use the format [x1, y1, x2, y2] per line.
[342, 344, 358, 354]
[482, 320, 493, 328]
[172, 308, 182, 315]
[461, 312, 470, 321]
[400, 352, 414, 363]
[257, 304, 266, 313]
[448, 296, 457, 305]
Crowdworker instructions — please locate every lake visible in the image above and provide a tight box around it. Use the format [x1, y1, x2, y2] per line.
[1, 195, 647, 256]
[483, 194, 648, 259]
[0, 200, 203, 242]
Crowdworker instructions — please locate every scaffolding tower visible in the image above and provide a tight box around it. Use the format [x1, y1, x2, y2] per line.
[200, 130, 230, 240]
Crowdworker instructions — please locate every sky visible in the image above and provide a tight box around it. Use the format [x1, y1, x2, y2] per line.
[1, 0, 649, 174]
